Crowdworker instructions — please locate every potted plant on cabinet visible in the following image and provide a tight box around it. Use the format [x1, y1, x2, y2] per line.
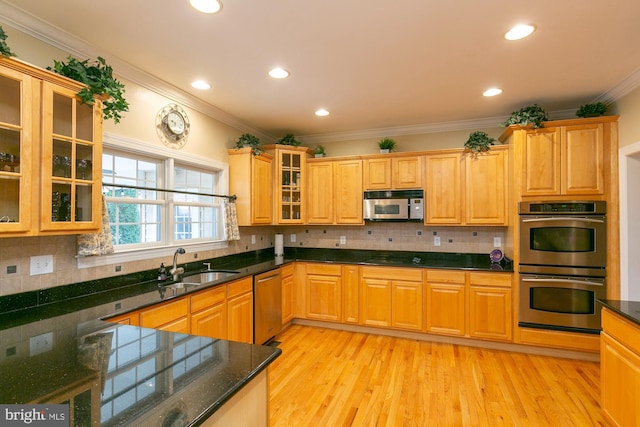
[576, 102, 608, 118]
[464, 131, 496, 157]
[277, 133, 302, 146]
[378, 137, 396, 153]
[502, 104, 548, 129]
[0, 25, 16, 57]
[48, 56, 129, 124]
[234, 133, 262, 155]
[313, 145, 326, 158]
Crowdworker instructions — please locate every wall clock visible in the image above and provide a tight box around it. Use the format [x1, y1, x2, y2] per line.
[156, 104, 190, 149]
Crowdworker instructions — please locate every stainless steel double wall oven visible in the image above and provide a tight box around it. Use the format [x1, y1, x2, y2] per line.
[518, 201, 607, 333]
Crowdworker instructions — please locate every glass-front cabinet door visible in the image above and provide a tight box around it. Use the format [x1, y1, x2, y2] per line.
[40, 82, 102, 232]
[0, 63, 33, 234]
[271, 146, 310, 224]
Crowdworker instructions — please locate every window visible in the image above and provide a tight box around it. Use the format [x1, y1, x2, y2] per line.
[102, 148, 224, 251]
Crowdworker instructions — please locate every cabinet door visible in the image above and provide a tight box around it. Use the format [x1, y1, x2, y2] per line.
[342, 265, 360, 324]
[521, 127, 561, 196]
[469, 286, 512, 341]
[139, 298, 189, 333]
[281, 269, 294, 324]
[363, 158, 391, 190]
[392, 156, 422, 189]
[191, 303, 227, 339]
[391, 280, 423, 331]
[601, 332, 640, 426]
[335, 159, 363, 224]
[40, 82, 102, 232]
[106, 311, 140, 326]
[228, 292, 253, 344]
[276, 149, 306, 224]
[306, 161, 334, 224]
[562, 124, 604, 195]
[425, 153, 463, 224]
[306, 273, 342, 322]
[0, 63, 34, 235]
[360, 277, 391, 327]
[426, 283, 465, 336]
[465, 149, 507, 224]
[251, 153, 273, 224]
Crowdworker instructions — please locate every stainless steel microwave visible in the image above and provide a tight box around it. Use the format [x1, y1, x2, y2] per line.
[363, 190, 424, 221]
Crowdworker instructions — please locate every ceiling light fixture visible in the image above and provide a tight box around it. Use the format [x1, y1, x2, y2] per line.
[269, 68, 290, 79]
[189, 0, 222, 14]
[505, 24, 536, 41]
[191, 80, 211, 90]
[483, 88, 503, 97]
[315, 109, 330, 117]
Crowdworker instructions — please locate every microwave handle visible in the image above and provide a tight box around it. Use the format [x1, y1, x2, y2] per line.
[521, 277, 605, 287]
[520, 217, 604, 224]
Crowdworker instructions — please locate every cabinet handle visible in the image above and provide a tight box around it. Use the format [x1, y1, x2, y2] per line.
[256, 274, 279, 283]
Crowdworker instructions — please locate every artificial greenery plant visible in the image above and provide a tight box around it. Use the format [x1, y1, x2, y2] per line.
[576, 102, 608, 118]
[502, 104, 548, 129]
[464, 131, 496, 157]
[278, 133, 302, 146]
[0, 25, 16, 57]
[234, 133, 262, 155]
[313, 144, 326, 157]
[378, 137, 397, 152]
[48, 56, 129, 124]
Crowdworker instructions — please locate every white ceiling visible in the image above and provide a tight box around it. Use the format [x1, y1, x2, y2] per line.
[2, 0, 640, 141]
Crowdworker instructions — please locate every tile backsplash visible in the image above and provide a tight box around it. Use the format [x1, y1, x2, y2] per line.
[0, 223, 504, 297]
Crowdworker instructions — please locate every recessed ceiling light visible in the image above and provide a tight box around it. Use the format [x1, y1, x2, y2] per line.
[505, 24, 536, 41]
[191, 80, 211, 90]
[483, 88, 503, 97]
[190, 0, 222, 14]
[315, 109, 330, 117]
[269, 68, 290, 79]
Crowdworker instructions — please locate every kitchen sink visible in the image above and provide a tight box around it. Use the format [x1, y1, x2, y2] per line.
[181, 270, 240, 286]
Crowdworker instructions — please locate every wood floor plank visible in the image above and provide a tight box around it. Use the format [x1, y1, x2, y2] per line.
[269, 325, 610, 426]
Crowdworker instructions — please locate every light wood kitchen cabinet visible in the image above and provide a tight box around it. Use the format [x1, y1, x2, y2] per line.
[190, 286, 227, 339]
[227, 148, 273, 225]
[363, 155, 423, 190]
[601, 307, 640, 427]
[468, 272, 512, 341]
[342, 265, 360, 324]
[307, 158, 363, 224]
[360, 266, 423, 331]
[0, 56, 103, 237]
[305, 263, 342, 322]
[227, 277, 253, 343]
[139, 298, 190, 333]
[106, 311, 140, 326]
[281, 263, 295, 325]
[264, 145, 312, 224]
[426, 270, 466, 336]
[425, 147, 508, 225]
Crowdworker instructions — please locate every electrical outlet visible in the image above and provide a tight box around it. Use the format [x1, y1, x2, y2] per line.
[434, 236, 441, 246]
[30, 332, 53, 356]
[290, 234, 296, 243]
[30, 255, 53, 276]
[494, 237, 502, 247]
[340, 236, 346, 244]
[251, 235, 256, 244]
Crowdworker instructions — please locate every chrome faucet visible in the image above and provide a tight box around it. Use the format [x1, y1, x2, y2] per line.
[169, 248, 186, 281]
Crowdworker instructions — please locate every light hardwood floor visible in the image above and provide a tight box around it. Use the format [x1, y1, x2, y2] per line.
[269, 325, 609, 426]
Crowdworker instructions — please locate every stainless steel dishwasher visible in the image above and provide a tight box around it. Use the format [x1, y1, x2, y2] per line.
[253, 269, 282, 344]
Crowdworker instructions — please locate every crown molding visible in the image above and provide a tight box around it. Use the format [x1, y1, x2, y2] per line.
[595, 66, 640, 103]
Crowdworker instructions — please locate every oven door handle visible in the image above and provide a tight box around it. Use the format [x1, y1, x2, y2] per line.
[521, 277, 605, 287]
[520, 217, 605, 224]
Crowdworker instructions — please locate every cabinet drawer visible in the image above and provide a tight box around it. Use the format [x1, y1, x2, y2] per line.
[602, 308, 640, 355]
[426, 269, 466, 284]
[281, 263, 295, 277]
[361, 266, 422, 281]
[469, 272, 512, 288]
[190, 285, 226, 313]
[306, 263, 342, 276]
[139, 298, 189, 329]
[227, 276, 253, 298]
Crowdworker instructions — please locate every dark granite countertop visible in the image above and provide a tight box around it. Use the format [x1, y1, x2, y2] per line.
[600, 299, 640, 327]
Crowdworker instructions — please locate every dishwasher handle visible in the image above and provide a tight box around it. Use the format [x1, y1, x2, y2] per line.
[256, 273, 280, 283]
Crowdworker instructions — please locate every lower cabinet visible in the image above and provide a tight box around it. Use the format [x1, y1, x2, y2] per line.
[342, 265, 360, 324]
[227, 277, 254, 344]
[305, 263, 342, 322]
[190, 286, 227, 339]
[601, 307, 640, 427]
[425, 270, 466, 336]
[281, 263, 295, 325]
[139, 298, 190, 333]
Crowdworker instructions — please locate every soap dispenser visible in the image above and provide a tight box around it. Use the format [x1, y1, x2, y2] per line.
[158, 263, 167, 282]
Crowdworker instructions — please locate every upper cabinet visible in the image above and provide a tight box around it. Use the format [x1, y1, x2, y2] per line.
[228, 148, 273, 226]
[307, 158, 363, 225]
[500, 117, 617, 197]
[425, 147, 508, 226]
[264, 145, 312, 224]
[0, 57, 103, 237]
[363, 155, 423, 190]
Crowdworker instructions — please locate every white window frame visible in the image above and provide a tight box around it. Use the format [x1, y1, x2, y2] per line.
[78, 133, 229, 269]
